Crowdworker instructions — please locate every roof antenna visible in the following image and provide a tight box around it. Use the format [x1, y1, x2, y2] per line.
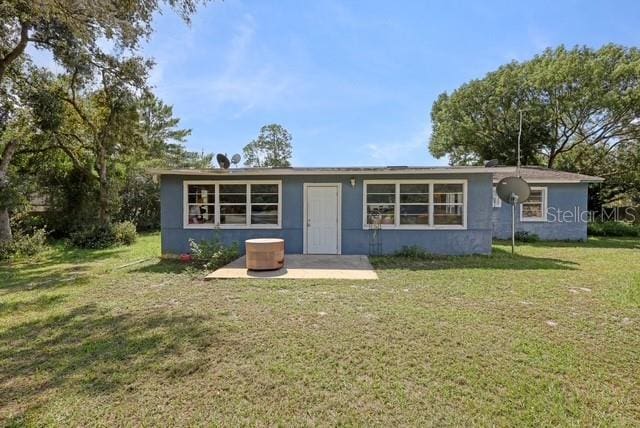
[517, 110, 523, 178]
[494, 109, 531, 256]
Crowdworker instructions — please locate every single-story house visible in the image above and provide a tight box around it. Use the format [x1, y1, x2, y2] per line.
[150, 166, 603, 257]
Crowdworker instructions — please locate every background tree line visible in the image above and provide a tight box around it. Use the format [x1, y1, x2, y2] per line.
[0, 0, 214, 249]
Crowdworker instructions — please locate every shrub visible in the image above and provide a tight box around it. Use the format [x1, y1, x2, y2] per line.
[69, 224, 117, 249]
[69, 221, 139, 249]
[514, 231, 540, 243]
[588, 221, 640, 237]
[588, 222, 605, 236]
[116, 171, 160, 232]
[0, 228, 49, 260]
[0, 240, 16, 260]
[14, 228, 48, 256]
[189, 236, 240, 270]
[13, 213, 47, 235]
[114, 221, 138, 245]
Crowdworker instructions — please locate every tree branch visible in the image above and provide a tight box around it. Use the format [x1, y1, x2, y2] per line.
[52, 134, 95, 179]
[15, 145, 59, 156]
[0, 140, 20, 174]
[62, 68, 99, 136]
[0, 21, 30, 82]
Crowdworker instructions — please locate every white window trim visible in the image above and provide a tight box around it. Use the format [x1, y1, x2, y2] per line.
[520, 186, 548, 222]
[183, 180, 282, 229]
[492, 186, 502, 208]
[362, 179, 467, 230]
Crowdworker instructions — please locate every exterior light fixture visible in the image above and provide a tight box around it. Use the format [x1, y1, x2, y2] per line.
[350, 177, 356, 188]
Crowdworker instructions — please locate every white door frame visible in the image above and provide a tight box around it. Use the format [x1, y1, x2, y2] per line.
[303, 183, 342, 254]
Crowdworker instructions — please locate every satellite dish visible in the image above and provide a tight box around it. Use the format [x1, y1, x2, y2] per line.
[497, 176, 530, 204]
[231, 153, 241, 167]
[497, 176, 531, 256]
[216, 153, 231, 169]
[484, 159, 499, 167]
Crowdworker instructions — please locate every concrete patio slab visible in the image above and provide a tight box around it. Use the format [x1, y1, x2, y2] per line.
[205, 254, 378, 280]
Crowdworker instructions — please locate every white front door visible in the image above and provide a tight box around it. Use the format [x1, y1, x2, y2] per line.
[305, 184, 340, 254]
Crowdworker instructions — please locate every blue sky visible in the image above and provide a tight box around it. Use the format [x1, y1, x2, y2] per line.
[94, 1, 640, 165]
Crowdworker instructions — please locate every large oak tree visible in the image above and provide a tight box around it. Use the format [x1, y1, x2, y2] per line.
[0, 0, 203, 242]
[429, 45, 640, 169]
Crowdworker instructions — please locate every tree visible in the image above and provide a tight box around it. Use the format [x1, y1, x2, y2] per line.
[21, 86, 204, 236]
[243, 124, 293, 167]
[0, 61, 45, 242]
[115, 94, 208, 231]
[429, 45, 640, 168]
[429, 63, 550, 166]
[140, 92, 191, 160]
[37, 58, 149, 226]
[0, 0, 203, 242]
[138, 92, 215, 168]
[555, 142, 640, 207]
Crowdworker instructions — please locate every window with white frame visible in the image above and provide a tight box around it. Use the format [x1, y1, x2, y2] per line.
[186, 184, 216, 225]
[219, 184, 247, 225]
[365, 183, 396, 225]
[399, 183, 429, 225]
[184, 181, 281, 228]
[364, 181, 466, 228]
[250, 183, 279, 225]
[433, 183, 464, 225]
[521, 187, 547, 221]
[492, 186, 502, 208]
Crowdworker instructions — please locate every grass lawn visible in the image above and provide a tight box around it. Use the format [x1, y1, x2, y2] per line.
[1, 234, 639, 426]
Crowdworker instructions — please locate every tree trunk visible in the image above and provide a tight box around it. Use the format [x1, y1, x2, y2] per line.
[0, 209, 11, 243]
[97, 144, 110, 226]
[0, 23, 29, 244]
[0, 140, 19, 243]
[547, 150, 557, 168]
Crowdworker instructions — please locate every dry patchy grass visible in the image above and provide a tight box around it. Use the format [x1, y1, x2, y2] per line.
[1, 234, 639, 426]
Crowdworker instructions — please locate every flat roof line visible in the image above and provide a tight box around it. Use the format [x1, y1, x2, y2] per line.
[147, 166, 604, 183]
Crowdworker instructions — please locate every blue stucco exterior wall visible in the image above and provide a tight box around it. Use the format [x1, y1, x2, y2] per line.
[160, 172, 494, 256]
[492, 183, 589, 241]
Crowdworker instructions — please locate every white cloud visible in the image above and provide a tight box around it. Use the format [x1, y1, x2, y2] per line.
[148, 13, 297, 119]
[204, 14, 297, 116]
[362, 125, 447, 166]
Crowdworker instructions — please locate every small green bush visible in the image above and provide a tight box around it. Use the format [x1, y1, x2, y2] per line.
[588, 221, 640, 237]
[0, 228, 49, 260]
[514, 231, 540, 243]
[69, 221, 139, 249]
[114, 221, 138, 245]
[588, 222, 605, 236]
[13, 213, 47, 235]
[0, 240, 16, 260]
[69, 224, 117, 249]
[189, 236, 240, 270]
[14, 228, 48, 256]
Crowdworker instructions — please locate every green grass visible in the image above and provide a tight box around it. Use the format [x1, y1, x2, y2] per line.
[1, 234, 639, 426]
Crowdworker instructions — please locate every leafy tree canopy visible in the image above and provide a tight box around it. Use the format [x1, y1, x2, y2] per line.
[0, 0, 205, 241]
[429, 44, 640, 168]
[243, 124, 293, 168]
